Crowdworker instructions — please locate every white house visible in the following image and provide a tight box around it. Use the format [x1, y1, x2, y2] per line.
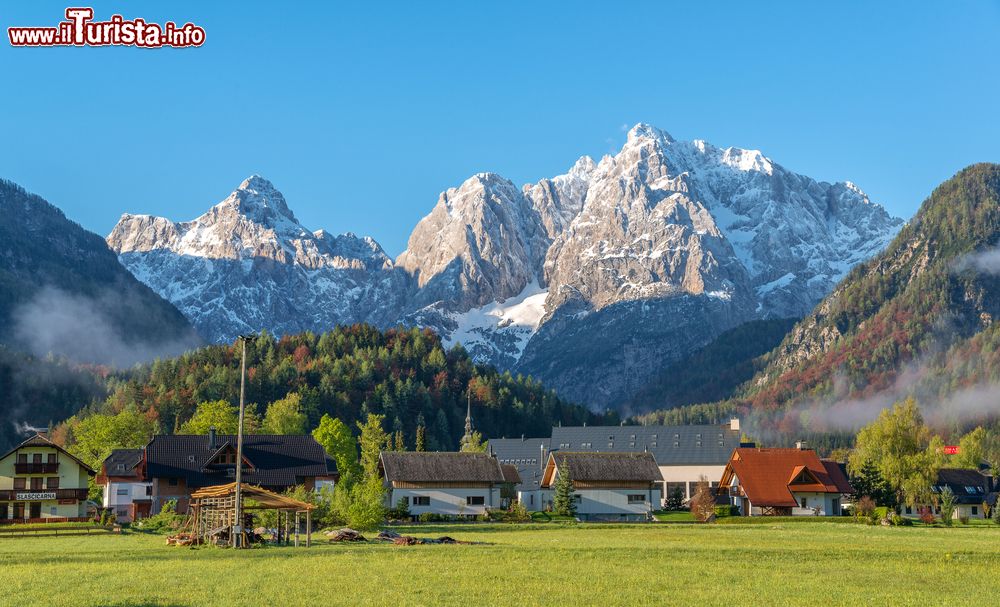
[98, 449, 151, 522]
[718, 446, 853, 516]
[538, 451, 663, 521]
[379, 451, 508, 519]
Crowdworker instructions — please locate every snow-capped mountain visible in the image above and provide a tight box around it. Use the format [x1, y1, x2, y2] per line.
[107, 176, 407, 342]
[108, 125, 903, 408]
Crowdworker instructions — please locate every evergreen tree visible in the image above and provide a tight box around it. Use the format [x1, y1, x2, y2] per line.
[553, 459, 577, 517]
[415, 415, 426, 452]
[849, 459, 897, 508]
[938, 486, 956, 526]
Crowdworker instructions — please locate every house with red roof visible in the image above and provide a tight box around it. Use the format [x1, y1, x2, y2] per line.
[718, 444, 853, 516]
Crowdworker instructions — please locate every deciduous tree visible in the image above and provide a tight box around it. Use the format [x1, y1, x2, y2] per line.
[848, 398, 944, 506]
[179, 400, 257, 435]
[263, 392, 307, 435]
[312, 414, 360, 486]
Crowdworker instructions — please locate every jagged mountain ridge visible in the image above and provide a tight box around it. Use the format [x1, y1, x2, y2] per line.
[107, 124, 903, 408]
[109, 176, 408, 342]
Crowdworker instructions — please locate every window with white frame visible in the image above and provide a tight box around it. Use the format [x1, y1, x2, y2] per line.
[627, 494, 645, 504]
[466, 496, 485, 506]
[412, 496, 430, 506]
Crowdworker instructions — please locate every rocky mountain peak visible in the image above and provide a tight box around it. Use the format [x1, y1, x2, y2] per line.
[219, 174, 299, 229]
[626, 122, 675, 145]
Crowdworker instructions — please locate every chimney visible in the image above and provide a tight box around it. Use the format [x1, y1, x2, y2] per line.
[209, 426, 217, 449]
[795, 440, 808, 450]
[729, 418, 740, 432]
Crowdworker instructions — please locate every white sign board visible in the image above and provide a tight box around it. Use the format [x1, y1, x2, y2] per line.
[15, 492, 56, 501]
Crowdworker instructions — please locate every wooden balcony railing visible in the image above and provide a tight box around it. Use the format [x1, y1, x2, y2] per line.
[14, 463, 59, 474]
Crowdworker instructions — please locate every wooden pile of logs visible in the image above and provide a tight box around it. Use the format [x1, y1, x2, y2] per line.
[327, 528, 367, 542]
[391, 534, 468, 546]
[165, 533, 197, 546]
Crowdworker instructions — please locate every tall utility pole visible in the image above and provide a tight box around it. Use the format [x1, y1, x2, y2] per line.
[233, 335, 252, 548]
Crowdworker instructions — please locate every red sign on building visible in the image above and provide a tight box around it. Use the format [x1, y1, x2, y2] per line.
[942, 445, 960, 455]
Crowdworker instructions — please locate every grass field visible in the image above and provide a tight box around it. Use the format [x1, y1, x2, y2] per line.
[1, 522, 997, 606]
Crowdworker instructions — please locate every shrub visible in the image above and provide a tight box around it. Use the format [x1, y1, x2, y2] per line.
[890, 513, 912, 526]
[487, 502, 531, 523]
[98, 509, 117, 527]
[689, 478, 716, 523]
[994, 502, 1000, 525]
[855, 496, 876, 521]
[417, 512, 455, 523]
[387, 497, 411, 521]
[135, 500, 185, 534]
[918, 506, 935, 525]
[713, 505, 740, 518]
[958, 515, 970, 525]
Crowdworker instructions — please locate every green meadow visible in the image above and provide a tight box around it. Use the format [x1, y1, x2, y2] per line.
[1, 522, 997, 606]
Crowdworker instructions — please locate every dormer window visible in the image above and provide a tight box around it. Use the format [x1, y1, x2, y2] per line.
[204, 443, 246, 470]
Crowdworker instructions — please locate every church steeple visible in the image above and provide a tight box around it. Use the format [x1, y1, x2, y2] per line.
[461, 388, 473, 449]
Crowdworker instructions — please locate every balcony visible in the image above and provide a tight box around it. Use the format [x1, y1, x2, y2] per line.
[0, 488, 88, 501]
[14, 463, 59, 474]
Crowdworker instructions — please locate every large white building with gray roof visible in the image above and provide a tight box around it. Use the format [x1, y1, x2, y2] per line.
[489, 419, 745, 507]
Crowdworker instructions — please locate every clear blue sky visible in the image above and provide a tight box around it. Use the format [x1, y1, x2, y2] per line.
[1, 1, 998, 255]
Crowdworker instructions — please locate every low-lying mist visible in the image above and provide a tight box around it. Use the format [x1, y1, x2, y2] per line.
[10, 286, 200, 368]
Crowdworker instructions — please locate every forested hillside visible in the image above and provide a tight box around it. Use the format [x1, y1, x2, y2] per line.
[640, 164, 1000, 445]
[52, 325, 610, 464]
[625, 318, 798, 413]
[0, 347, 108, 452]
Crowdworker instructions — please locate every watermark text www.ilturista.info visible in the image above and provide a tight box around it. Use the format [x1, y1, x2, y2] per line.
[8, 7, 205, 48]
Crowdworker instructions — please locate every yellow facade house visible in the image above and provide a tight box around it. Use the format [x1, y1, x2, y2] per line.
[0, 433, 94, 523]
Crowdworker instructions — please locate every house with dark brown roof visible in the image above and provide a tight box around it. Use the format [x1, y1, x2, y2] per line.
[538, 452, 664, 521]
[98, 429, 338, 516]
[97, 448, 150, 522]
[901, 468, 994, 520]
[718, 446, 853, 516]
[378, 451, 507, 518]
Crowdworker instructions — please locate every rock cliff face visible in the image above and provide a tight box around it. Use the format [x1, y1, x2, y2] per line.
[108, 125, 903, 408]
[395, 173, 550, 311]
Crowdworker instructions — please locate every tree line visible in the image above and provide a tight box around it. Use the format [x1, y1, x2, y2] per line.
[51, 325, 614, 475]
